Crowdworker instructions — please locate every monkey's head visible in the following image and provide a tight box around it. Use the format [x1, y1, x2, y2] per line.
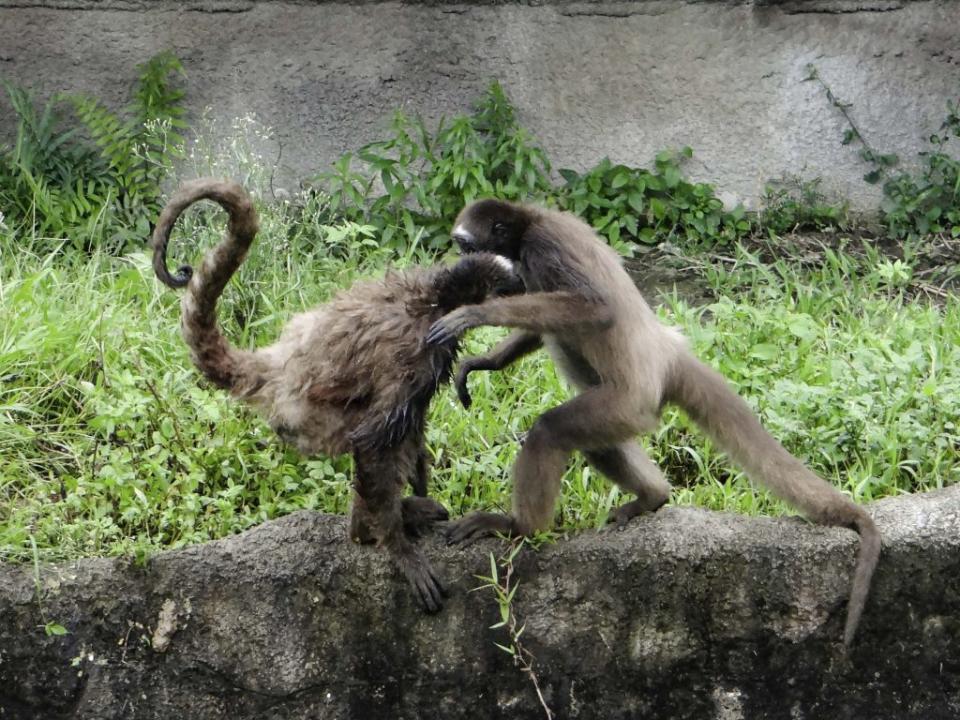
[436, 251, 525, 312]
[451, 199, 532, 261]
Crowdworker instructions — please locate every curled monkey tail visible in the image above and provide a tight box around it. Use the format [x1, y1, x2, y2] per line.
[666, 352, 880, 647]
[150, 179, 260, 391]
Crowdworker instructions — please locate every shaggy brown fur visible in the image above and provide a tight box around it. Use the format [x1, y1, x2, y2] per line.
[151, 179, 523, 612]
[428, 198, 881, 647]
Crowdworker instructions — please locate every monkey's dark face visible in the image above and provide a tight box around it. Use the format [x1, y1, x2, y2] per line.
[451, 199, 529, 261]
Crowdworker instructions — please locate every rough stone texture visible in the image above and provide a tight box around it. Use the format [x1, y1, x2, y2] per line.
[1, 1, 958, 211]
[1, 485, 958, 719]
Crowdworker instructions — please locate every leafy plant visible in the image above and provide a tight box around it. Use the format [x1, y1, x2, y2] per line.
[0, 84, 109, 246]
[475, 540, 554, 720]
[312, 85, 760, 255]
[556, 149, 750, 253]
[804, 64, 900, 187]
[808, 63, 959, 239]
[0, 51, 185, 253]
[31, 537, 69, 638]
[69, 51, 186, 238]
[310, 82, 552, 250]
[872, 257, 913, 290]
[759, 176, 850, 235]
[881, 98, 960, 238]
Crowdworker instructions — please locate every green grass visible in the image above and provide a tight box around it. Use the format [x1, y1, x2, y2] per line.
[1, 204, 958, 565]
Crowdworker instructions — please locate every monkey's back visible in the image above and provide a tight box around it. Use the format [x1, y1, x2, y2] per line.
[247, 267, 448, 457]
[530, 208, 685, 406]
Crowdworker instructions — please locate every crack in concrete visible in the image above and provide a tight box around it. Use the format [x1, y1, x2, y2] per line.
[0, 0, 252, 11]
[767, 0, 905, 14]
[558, 0, 673, 17]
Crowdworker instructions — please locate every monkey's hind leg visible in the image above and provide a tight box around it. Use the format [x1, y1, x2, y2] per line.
[353, 447, 447, 612]
[351, 495, 446, 542]
[352, 454, 449, 542]
[405, 445, 448, 537]
[585, 442, 671, 529]
[401, 496, 449, 538]
[409, 447, 429, 497]
[349, 492, 378, 545]
[447, 386, 640, 545]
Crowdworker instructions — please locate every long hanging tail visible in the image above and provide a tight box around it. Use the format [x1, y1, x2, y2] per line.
[666, 352, 881, 647]
[150, 178, 260, 391]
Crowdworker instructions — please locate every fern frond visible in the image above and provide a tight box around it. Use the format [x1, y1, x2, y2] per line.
[1, 50, 183, 253]
[69, 94, 136, 172]
[133, 50, 186, 129]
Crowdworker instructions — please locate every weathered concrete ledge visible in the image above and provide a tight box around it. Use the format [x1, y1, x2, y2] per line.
[1, 485, 958, 719]
[2, 1, 959, 212]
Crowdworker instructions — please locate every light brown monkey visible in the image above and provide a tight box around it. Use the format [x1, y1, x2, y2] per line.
[426, 198, 880, 646]
[151, 179, 523, 612]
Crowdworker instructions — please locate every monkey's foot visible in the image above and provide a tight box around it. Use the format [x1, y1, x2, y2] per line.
[445, 512, 515, 546]
[604, 498, 664, 531]
[402, 496, 450, 538]
[395, 550, 448, 613]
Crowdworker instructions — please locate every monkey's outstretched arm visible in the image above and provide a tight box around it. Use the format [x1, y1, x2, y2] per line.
[455, 331, 543, 408]
[425, 292, 612, 346]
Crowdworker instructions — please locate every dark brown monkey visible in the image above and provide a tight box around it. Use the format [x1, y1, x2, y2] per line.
[426, 198, 880, 646]
[151, 179, 523, 612]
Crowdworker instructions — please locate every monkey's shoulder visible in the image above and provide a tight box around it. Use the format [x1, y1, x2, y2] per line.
[323, 267, 439, 314]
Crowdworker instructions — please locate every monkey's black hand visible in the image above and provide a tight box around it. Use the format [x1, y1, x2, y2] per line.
[425, 308, 476, 346]
[445, 511, 515, 546]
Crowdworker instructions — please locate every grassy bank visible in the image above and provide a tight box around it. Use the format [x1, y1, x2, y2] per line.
[2, 202, 957, 564]
[2, 63, 957, 564]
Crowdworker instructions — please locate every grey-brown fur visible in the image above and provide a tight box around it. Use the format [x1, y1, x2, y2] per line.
[151, 179, 523, 612]
[428, 198, 880, 647]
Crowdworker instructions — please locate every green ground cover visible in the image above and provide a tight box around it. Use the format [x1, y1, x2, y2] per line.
[1, 58, 957, 565]
[1, 210, 956, 563]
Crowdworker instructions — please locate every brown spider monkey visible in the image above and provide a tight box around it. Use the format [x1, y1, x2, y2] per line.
[151, 179, 523, 612]
[426, 198, 880, 646]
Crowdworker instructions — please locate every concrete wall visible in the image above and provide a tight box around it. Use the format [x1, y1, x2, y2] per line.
[2, 486, 958, 719]
[0, 0, 958, 211]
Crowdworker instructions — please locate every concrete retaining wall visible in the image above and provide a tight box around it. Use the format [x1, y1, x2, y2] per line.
[1, 486, 958, 719]
[1, 0, 958, 211]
